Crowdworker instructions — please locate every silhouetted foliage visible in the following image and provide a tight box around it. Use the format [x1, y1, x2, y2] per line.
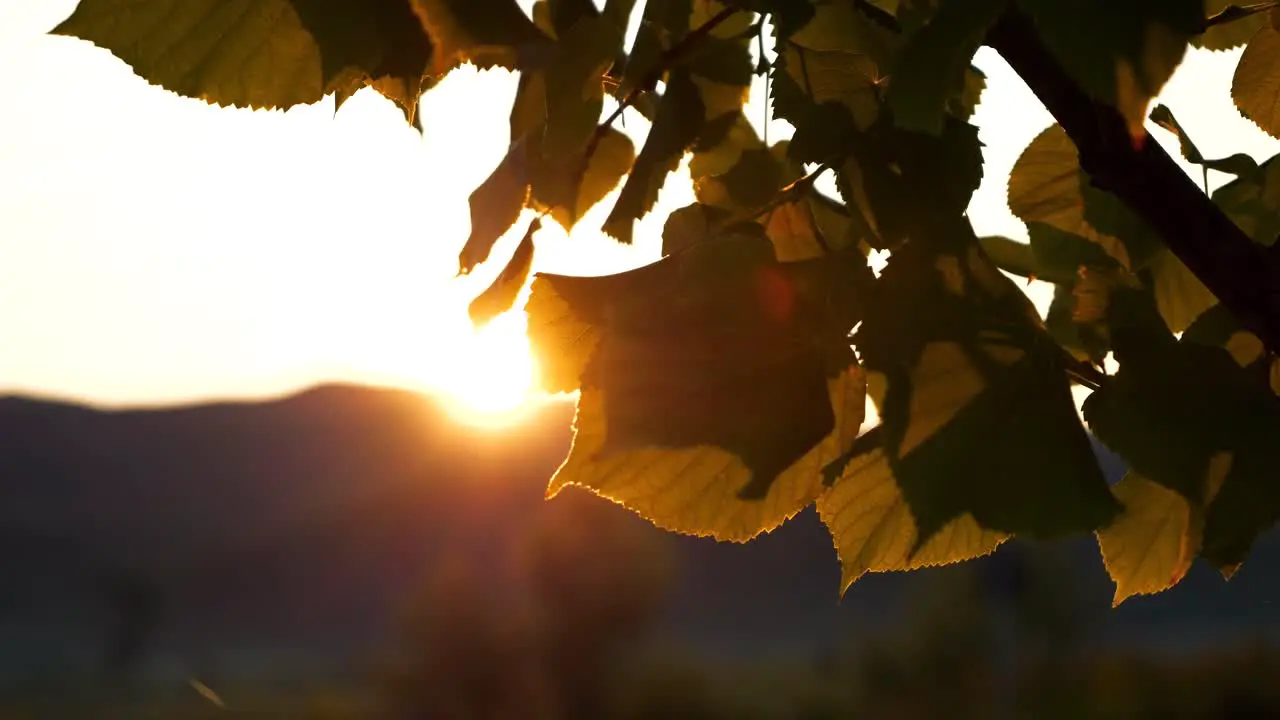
[45, 0, 1280, 604]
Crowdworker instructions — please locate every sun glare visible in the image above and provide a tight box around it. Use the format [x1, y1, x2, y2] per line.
[433, 308, 540, 427]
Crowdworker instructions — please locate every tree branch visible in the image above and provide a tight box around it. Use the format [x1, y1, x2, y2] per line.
[986, 9, 1280, 352]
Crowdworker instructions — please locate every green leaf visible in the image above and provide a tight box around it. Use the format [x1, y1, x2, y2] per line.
[1009, 124, 1162, 270]
[52, 0, 435, 121]
[831, 115, 985, 248]
[1082, 287, 1268, 488]
[549, 364, 866, 541]
[686, 35, 756, 85]
[763, 199, 829, 262]
[788, 0, 899, 57]
[604, 70, 707, 243]
[660, 202, 730, 256]
[1017, 0, 1201, 139]
[460, 138, 531, 274]
[543, 13, 625, 160]
[1233, 22, 1280, 139]
[1084, 295, 1280, 574]
[1027, 223, 1121, 283]
[704, 147, 785, 210]
[527, 241, 867, 503]
[1181, 304, 1275, 385]
[1212, 152, 1280, 246]
[510, 68, 549, 140]
[619, 0, 692, 96]
[1196, 0, 1270, 50]
[817, 447, 1007, 595]
[525, 274, 603, 394]
[532, 0, 601, 38]
[770, 45, 884, 133]
[1201, 436, 1280, 569]
[855, 240, 1119, 544]
[1096, 472, 1204, 606]
[1045, 282, 1111, 365]
[689, 111, 762, 181]
[531, 127, 636, 230]
[1147, 248, 1219, 334]
[976, 235, 1036, 278]
[885, 0, 1008, 135]
[752, 0, 817, 41]
[468, 218, 539, 328]
[808, 192, 875, 255]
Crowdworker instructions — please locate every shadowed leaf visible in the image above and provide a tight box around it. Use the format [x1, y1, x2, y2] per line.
[409, 0, 552, 73]
[604, 71, 706, 243]
[461, 138, 531, 274]
[468, 218, 539, 327]
[856, 240, 1119, 545]
[886, 0, 1008, 135]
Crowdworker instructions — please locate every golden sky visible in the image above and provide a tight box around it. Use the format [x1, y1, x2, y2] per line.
[0, 1, 1275, 422]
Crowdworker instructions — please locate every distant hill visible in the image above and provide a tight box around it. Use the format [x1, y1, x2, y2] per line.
[1, 384, 1277, 684]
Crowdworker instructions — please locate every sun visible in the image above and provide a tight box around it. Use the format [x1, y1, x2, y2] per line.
[433, 308, 542, 427]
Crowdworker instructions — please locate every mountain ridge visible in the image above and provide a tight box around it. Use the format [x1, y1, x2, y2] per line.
[2, 382, 1277, 684]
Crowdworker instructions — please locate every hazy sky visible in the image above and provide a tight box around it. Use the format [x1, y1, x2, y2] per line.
[0, 2, 1276, 412]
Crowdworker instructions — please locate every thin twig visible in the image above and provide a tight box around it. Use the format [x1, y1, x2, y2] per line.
[1202, 1, 1280, 31]
[575, 5, 740, 196]
[748, 161, 835, 222]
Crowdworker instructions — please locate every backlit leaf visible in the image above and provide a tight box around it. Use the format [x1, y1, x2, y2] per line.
[1096, 472, 1202, 606]
[531, 127, 636, 230]
[1008, 124, 1161, 270]
[1147, 248, 1219, 334]
[524, 275, 602, 394]
[885, 0, 1008, 135]
[53, 0, 435, 120]
[542, 13, 625, 160]
[1232, 23, 1280, 139]
[528, 239, 868, 507]
[604, 70, 706, 243]
[660, 202, 728, 256]
[460, 137, 531, 274]
[548, 364, 867, 542]
[817, 448, 1007, 595]
[468, 218, 539, 328]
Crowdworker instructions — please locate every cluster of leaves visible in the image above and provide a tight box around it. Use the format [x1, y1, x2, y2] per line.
[52, 0, 1280, 604]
